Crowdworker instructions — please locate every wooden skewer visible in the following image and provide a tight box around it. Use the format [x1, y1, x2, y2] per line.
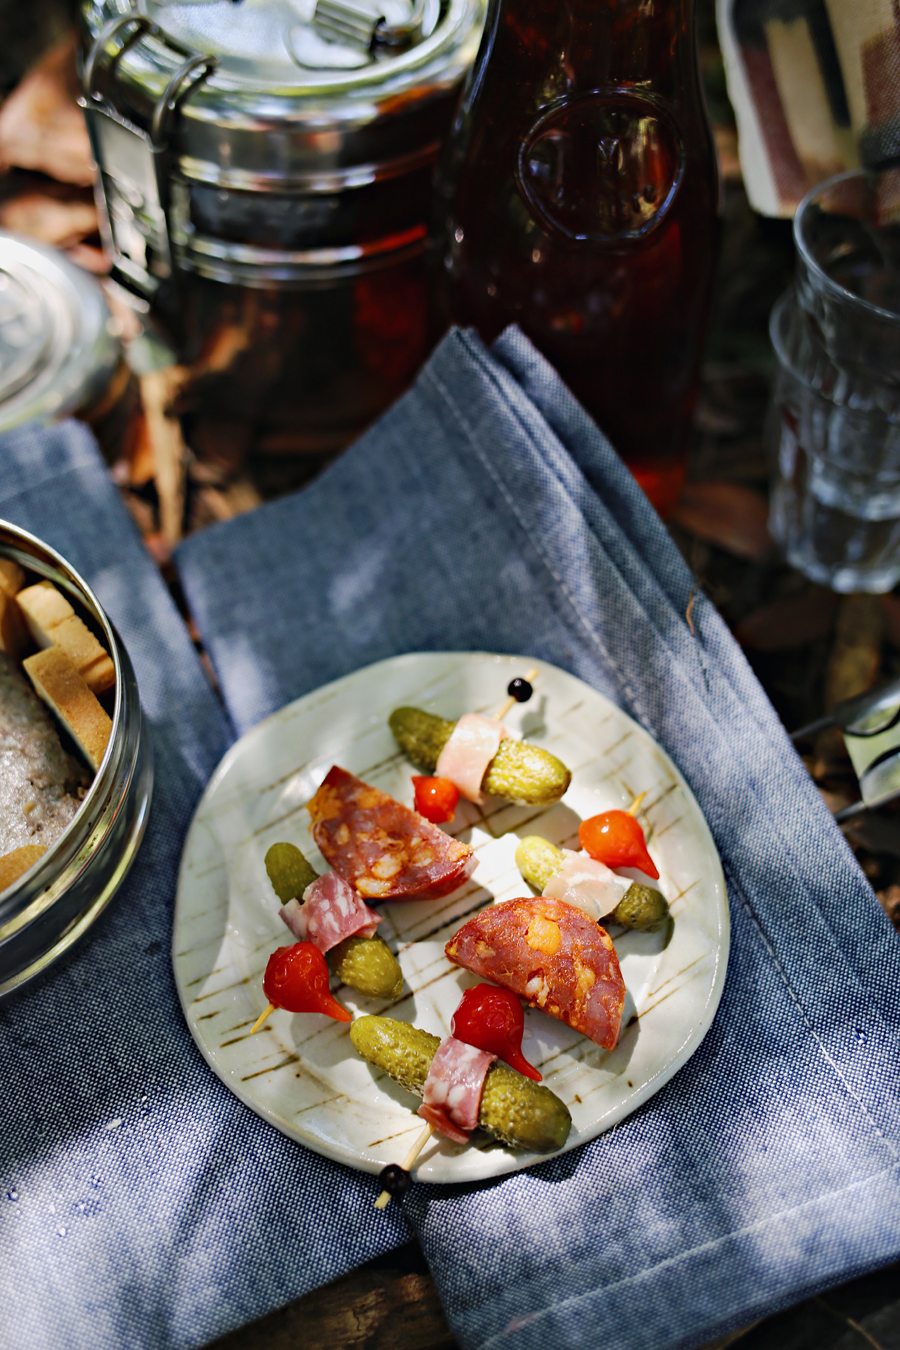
[627, 791, 647, 817]
[374, 1122, 435, 1209]
[373, 669, 539, 1211]
[249, 1002, 275, 1035]
[495, 666, 539, 722]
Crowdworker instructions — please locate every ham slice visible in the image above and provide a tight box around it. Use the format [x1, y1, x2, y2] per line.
[279, 872, 381, 953]
[543, 850, 630, 920]
[435, 713, 508, 804]
[446, 896, 626, 1050]
[307, 766, 475, 900]
[417, 1035, 495, 1143]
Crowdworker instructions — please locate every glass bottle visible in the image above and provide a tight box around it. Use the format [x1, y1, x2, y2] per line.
[434, 0, 719, 514]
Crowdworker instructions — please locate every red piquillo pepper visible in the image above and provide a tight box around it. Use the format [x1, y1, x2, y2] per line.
[263, 943, 351, 1023]
[578, 810, 659, 880]
[451, 984, 541, 1081]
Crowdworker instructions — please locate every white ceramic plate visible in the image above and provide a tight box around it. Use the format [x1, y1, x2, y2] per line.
[174, 652, 729, 1184]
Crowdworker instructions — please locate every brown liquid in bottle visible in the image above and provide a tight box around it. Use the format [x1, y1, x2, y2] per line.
[434, 0, 718, 514]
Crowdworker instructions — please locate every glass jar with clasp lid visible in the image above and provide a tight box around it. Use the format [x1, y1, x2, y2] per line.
[79, 0, 483, 475]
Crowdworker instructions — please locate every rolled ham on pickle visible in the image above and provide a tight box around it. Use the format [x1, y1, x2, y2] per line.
[418, 1035, 496, 1143]
[307, 766, 475, 900]
[435, 712, 508, 804]
[445, 896, 626, 1050]
[279, 872, 381, 952]
[543, 850, 630, 921]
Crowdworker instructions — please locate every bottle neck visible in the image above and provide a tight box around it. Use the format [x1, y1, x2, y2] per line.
[484, 0, 699, 100]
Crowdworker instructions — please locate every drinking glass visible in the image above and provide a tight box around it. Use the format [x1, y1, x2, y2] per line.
[766, 168, 900, 593]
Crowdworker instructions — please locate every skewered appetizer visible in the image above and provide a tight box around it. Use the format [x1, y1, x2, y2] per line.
[253, 766, 481, 1028]
[265, 842, 403, 999]
[389, 690, 570, 807]
[352, 985, 571, 1157]
[515, 836, 670, 932]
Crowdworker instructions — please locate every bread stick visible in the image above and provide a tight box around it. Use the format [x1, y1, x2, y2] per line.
[0, 844, 47, 891]
[17, 581, 115, 695]
[23, 647, 112, 771]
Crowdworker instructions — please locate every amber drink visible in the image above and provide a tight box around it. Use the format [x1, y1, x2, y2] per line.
[435, 0, 718, 514]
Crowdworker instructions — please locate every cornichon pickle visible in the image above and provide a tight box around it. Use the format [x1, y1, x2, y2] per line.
[515, 835, 671, 933]
[331, 934, 404, 999]
[350, 1015, 571, 1153]
[388, 707, 571, 805]
[264, 842, 404, 999]
[265, 842, 318, 903]
[515, 836, 566, 894]
[611, 883, 670, 933]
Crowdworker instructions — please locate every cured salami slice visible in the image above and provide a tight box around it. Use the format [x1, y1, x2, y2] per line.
[417, 1035, 495, 1143]
[279, 872, 381, 952]
[445, 896, 626, 1049]
[307, 766, 475, 900]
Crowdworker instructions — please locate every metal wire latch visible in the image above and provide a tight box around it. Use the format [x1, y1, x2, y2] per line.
[79, 15, 216, 302]
[311, 0, 427, 53]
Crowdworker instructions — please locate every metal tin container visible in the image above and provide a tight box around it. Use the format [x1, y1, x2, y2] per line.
[0, 232, 126, 439]
[0, 522, 153, 996]
[79, 0, 482, 463]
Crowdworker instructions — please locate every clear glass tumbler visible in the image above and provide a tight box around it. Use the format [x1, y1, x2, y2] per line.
[766, 168, 900, 593]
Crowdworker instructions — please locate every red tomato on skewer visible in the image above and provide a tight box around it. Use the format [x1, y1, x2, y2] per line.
[412, 775, 460, 824]
[263, 943, 351, 1023]
[451, 984, 541, 1081]
[579, 810, 659, 879]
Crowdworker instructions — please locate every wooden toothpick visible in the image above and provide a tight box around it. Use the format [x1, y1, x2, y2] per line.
[373, 1122, 435, 1209]
[627, 791, 647, 817]
[249, 1002, 275, 1035]
[495, 666, 539, 722]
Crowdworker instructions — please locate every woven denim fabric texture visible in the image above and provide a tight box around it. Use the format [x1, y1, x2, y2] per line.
[0, 420, 407, 1350]
[176, 327, 900, 1350]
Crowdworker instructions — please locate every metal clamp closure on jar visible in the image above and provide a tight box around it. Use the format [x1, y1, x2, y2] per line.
[79, 15, 218, 300]
[78, 0, 483, 298]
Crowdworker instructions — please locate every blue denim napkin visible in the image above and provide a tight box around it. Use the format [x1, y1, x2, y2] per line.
[176, 328, 900, 1350]
[0, 421, 407, 1350]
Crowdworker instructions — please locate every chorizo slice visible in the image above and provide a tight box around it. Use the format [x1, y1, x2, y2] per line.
[307, 765, 475, 900]
[445, 896, 626, 1049]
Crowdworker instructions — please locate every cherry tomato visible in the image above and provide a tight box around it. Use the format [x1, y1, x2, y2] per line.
[412, 775, 460, 824]
[263, 943, 351, 1023]
[578, 811, 659, 880]
[451, 984, 541, 1081]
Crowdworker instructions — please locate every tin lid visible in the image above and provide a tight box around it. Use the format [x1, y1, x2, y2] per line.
[142, 0, 448, 83]
[0, 234, 121, 432]
[81, 0, 482, 186]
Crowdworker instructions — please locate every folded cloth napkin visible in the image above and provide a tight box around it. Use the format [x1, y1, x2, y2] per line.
[0, 421, 407, 1350]
[176, 327, 900, 1350]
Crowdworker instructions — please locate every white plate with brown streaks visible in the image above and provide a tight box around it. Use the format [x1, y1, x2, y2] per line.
[173, 651, 729, 1184]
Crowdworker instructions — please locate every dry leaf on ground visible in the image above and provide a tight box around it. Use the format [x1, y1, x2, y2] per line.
[0, 38, 94, 186]
[673, 482, 772, 561]
[0, 189, 97, 248]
